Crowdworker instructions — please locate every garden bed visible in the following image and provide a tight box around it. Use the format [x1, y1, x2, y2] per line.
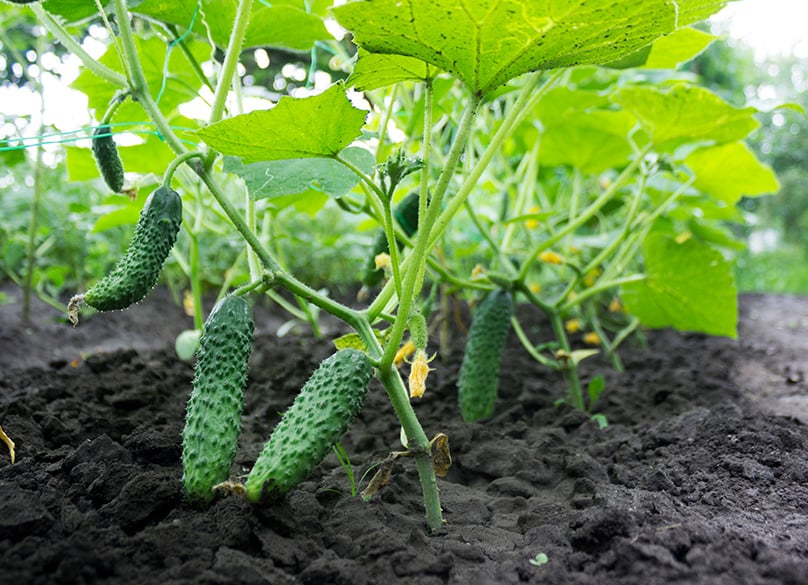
[1, 285, 807, 585]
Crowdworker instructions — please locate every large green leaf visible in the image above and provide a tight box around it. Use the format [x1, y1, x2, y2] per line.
[132, 0, 329, 51]
[622, 233, 737, 338]
[193, 84, 368, 162]
[685, 142, 780, 205]
[333, 0, 730, 95]
[223, 146, 375, 200]
[614, 83, 759, 148]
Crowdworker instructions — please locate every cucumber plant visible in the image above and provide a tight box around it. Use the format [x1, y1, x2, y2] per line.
[11, 0, 777, 532]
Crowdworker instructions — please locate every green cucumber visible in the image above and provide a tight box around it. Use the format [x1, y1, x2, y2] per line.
[361, 191, 423, 288]
[458, 290, 513, 422]
[82, 186, 182, 312]
[245, 348, 372, 501]
[182, 295, 254, 503]
[92, 124, 125, 193]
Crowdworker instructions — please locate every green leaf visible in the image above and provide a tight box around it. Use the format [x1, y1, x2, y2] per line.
[539, 123, 632, 174]
[642, 27, 716, 69]
[92, 204, 142, 233]
[622, 234, 737, 338]
[133, 0, 329, 51]
[605, 27, 716, 70]
[72, 37, 209, 114]
[614, 83, 760, 148]
[533, 87, 634, 173]
[0, 146, 26, 167]
[43, 0, 100, 22]
[194, 84, 367, 162]
[685, 142, 780, 205]
[347, 50, 436, 91]
[333, 0, 730, 95]
[223, 146, 375, 200]
[244, 5, 330, 51]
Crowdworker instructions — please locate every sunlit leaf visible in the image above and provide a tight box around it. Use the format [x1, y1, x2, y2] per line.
[347, 50, 437, 91]
[685, 142, 780, 205]
[642, 27, 716, 69]
[614, 83, 759, 148]
[606, 27, 716, 70]
[194, 84, 368, 162]
[43, 0, 100, 22]
[622, 234, 737, 338]
[333, 0, 730, 95]
[223, 146, 375, 200]
[133, 0, 329, 51]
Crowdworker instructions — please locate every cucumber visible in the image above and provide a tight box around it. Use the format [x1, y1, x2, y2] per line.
[245, 348, 372, 501]
[458, 290, 513, 422]
[182, 295, 254, 503]
[361, 191, 423, 288]
[92, 124, 125, 193]
[81, 186, 182, 313]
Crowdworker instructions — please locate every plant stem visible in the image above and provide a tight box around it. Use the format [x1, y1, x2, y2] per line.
[517, 144, 652, 284]
[376, 366, 443, 531]
[208, 0, 254, 126]
[31, 5, 127, 88]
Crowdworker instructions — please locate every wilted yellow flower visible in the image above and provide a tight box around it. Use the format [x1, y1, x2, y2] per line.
[408, 350, 434, 399]
[608, 298, 623, 313]
[565, 319, 582, 333]
[525, 205, 541, 229]
[394, 340, 416, 367]
[538, 251, 564, 265]
[374, 252, 392, 271]
[471, 264, 486, 279]
[583, 332, 601, 346]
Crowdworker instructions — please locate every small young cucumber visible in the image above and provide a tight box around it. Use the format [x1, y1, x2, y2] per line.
[182, 295, 254, 503]
[82, 186, 182, 312]
[458, 290, 513, 422]
[92, 124, 125, 193]
[245, 348, 373, 501]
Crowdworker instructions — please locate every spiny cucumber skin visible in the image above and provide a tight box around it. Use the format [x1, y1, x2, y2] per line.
[245, 349, 373, 502]
[182, 295, 254, 503]
[84, 186, 182, 312]
[92, 124, 125, 193]
[458, 290, 513, 422]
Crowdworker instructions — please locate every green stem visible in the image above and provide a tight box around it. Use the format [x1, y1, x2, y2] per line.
[511, 316, 557, 368]
[427, 71, 561, 252]
[23, 37, 46, 321]
[377, 366, 443, 531]
[208, 0, 253, 125]
[559, 274, 645, 313]
[379, 97, 481, 368]
[163, 152, 205, 187]
[31, 5, 127, 88]
[517, 144, 652, 283]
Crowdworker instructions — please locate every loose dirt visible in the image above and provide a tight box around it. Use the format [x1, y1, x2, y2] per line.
[1, 285, 806, 585]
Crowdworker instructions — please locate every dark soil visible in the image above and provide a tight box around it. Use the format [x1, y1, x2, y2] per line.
[1, 284, 807, 585]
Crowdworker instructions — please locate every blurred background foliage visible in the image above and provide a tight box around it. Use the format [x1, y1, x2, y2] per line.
[1, 1, 806, 318]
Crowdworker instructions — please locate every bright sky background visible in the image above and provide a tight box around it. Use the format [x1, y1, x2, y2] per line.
[711, 0, 808, 59]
